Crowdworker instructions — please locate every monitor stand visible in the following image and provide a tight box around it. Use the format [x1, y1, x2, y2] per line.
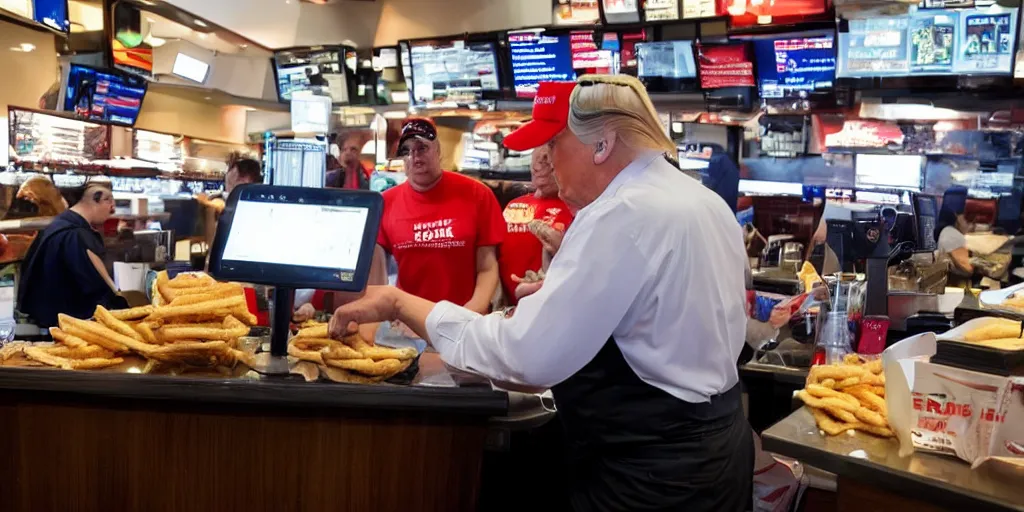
[248, 287, 295, 376]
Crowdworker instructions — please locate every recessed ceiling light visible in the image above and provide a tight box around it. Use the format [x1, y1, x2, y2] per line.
[10, 43, 36, 52]
[239, 44, 248, 49]
[197, 33, 208, 39]
[194, 19, 208, 27]
[204, 96, 212, 101]
[139, 0, 156, 5]
[146, 18, 155, 23]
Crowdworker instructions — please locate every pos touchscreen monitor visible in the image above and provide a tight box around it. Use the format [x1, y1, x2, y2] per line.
[209, 185, 383, 292]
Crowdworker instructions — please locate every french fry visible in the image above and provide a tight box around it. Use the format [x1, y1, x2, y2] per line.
[809, 364, 866, 383]
[59, 314, 131, 354]
[843, 354, 862, 365]
[108, 305, 155, 321]
[819, 378, 836, 389]
[321, 342, 365, 360]
[295, 324, 328, 339]
[161, 316, 249, 342]
[148, 296, 246, 320]
[853, 423, 894, 438]
[323, 357, 409, 377]
[834, 376, 861, 389]
[231, 306, 258, 326]
[95, 305, 144, 342]
[291, 338, 343, 350]
[853, 406, 888, 428]
[805, 384, 861, 407]
[870, 386, 885, 397]
[24, 346, 123, 370]
[847, 386, 888, 415]
[164, 273, 215, 288]
[133, 322, 159, 345]
[49, 327, 87, 348]
[287, 344, 325, 365]
[824, 406, 858, 423]
[963, 319, 1022, 342]
[344, 335, 418, 361]
[808, 406, 854, 436]
[796, 390, 859, 413]
[155, 270, 171, 305]
[865, 359, 883, 375]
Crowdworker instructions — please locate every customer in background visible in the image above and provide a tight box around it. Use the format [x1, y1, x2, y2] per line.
[326, 132, 370, 190]
[499, 145, 573, 304]
[224, 156, 262, 195]
[371, 117, 504, 316]
[19, 179, 127, 328]
[935, 185, 973, 276]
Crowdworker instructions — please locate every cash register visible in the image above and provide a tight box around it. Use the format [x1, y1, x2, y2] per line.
[208, 184, 383, 373]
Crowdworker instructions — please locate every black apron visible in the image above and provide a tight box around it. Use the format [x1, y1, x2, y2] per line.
[551, 338, 753, 512]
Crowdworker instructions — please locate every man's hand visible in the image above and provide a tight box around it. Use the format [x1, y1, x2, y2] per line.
[329, 286, 399, 339]
[292, 303, 316, 323]
[511, 272, 545, 300]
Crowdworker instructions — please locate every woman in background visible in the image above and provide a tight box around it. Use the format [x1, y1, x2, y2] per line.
[935, 186, 973, 279]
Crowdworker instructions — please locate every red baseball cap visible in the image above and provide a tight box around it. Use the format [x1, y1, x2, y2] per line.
[503, 81, 577, 151]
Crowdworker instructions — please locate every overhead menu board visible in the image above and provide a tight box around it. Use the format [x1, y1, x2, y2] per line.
[509, 30, 576, 99]
[636, 41, 697, 91]
[698, 44, 756, 89]
[273, 47, 349, 104]
[838, 5, 1018, 77]
[552, 0, 601, 25]
[753, 35, 836, 99]
[645, 0, 680, 21]
[602, 0, 641, 24]
[33, 0, 68, 32]
[408, 39, 501, 104]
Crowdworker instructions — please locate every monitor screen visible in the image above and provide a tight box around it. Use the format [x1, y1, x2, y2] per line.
[211, 185, 383, 291]
[636, 41, 697, 78]
[172, 53, 210, 83]
[753, 35, 835, 99]
[274, 47, 349, 104]
[408, 39, 500, 104]
[838, 6, 1018, 77]
[33, 0, 68, 32]
[509, 30, 576, 98]
[61, 64, 148, 126]
[855, 154, 924, 190]
[223, 201, 368, 271]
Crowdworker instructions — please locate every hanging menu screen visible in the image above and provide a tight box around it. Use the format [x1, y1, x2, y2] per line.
[509, 30, 576, 98]
[838, 6, 1018, 77]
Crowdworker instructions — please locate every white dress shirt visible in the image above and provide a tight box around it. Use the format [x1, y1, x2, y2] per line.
[426, 151, 748, 403]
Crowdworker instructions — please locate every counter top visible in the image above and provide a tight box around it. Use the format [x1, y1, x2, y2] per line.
[0, 353, 509, 416]
[763, 408, 1024, 511]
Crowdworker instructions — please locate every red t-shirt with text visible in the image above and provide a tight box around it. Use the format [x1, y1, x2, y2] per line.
[378, 171, 505, 305]
[499, 194, 573, 304]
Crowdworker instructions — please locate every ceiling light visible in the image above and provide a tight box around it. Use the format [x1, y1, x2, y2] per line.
[239, 44, 248, 49]
[138, 0, 156, 5]
[197, 33, 208, 39]
[146, 36, 166, 47]
[204, 96, 212, 101]
[10, 43, 35, 52]
[194, 19, 208, 28]
[146, 18, 155, 23]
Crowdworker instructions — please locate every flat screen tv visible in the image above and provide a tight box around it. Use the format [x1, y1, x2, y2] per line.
[838, 6, 1019, 78]
[407, 38, 501, 105]
[508, 29, 576, 98]
[753, 34, 836, 99]
[273, 47, 349, 104]
[635, 40, 697, 92]
[58, 64, 148, 127]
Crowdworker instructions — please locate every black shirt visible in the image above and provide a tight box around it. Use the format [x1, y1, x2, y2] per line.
[18, 210, 126, 328]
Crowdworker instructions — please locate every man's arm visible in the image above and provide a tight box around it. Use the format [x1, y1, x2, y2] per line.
[464, 246, 499, 314]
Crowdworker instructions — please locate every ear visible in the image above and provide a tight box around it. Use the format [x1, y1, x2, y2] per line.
[593, 133, 616, 166]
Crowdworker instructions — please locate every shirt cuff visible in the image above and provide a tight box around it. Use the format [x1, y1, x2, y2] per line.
[425, 301, 481, 356]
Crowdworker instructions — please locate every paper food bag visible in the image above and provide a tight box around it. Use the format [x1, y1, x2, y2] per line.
[883, 333, 936, 458]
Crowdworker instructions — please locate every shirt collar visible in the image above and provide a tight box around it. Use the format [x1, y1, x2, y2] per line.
[60, 209, 90, 228]
[579, 150, 664, 213]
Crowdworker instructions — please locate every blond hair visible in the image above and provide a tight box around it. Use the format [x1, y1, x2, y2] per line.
[568, 74, 675, 155]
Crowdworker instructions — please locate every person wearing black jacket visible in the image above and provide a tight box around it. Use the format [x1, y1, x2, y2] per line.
[18, 179, 127, 328]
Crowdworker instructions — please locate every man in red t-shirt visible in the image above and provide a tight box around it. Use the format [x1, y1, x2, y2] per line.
[370, 118, 504, 316]
[499, 145, 573, 304]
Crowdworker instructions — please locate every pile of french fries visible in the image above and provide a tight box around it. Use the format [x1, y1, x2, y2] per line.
[798, 355, 893, 438]
[288, 322, 418, 383]
[4, 272, 256, 372]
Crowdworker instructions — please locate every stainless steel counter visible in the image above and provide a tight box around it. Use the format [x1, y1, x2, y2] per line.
[763, 408, 1024, 511]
